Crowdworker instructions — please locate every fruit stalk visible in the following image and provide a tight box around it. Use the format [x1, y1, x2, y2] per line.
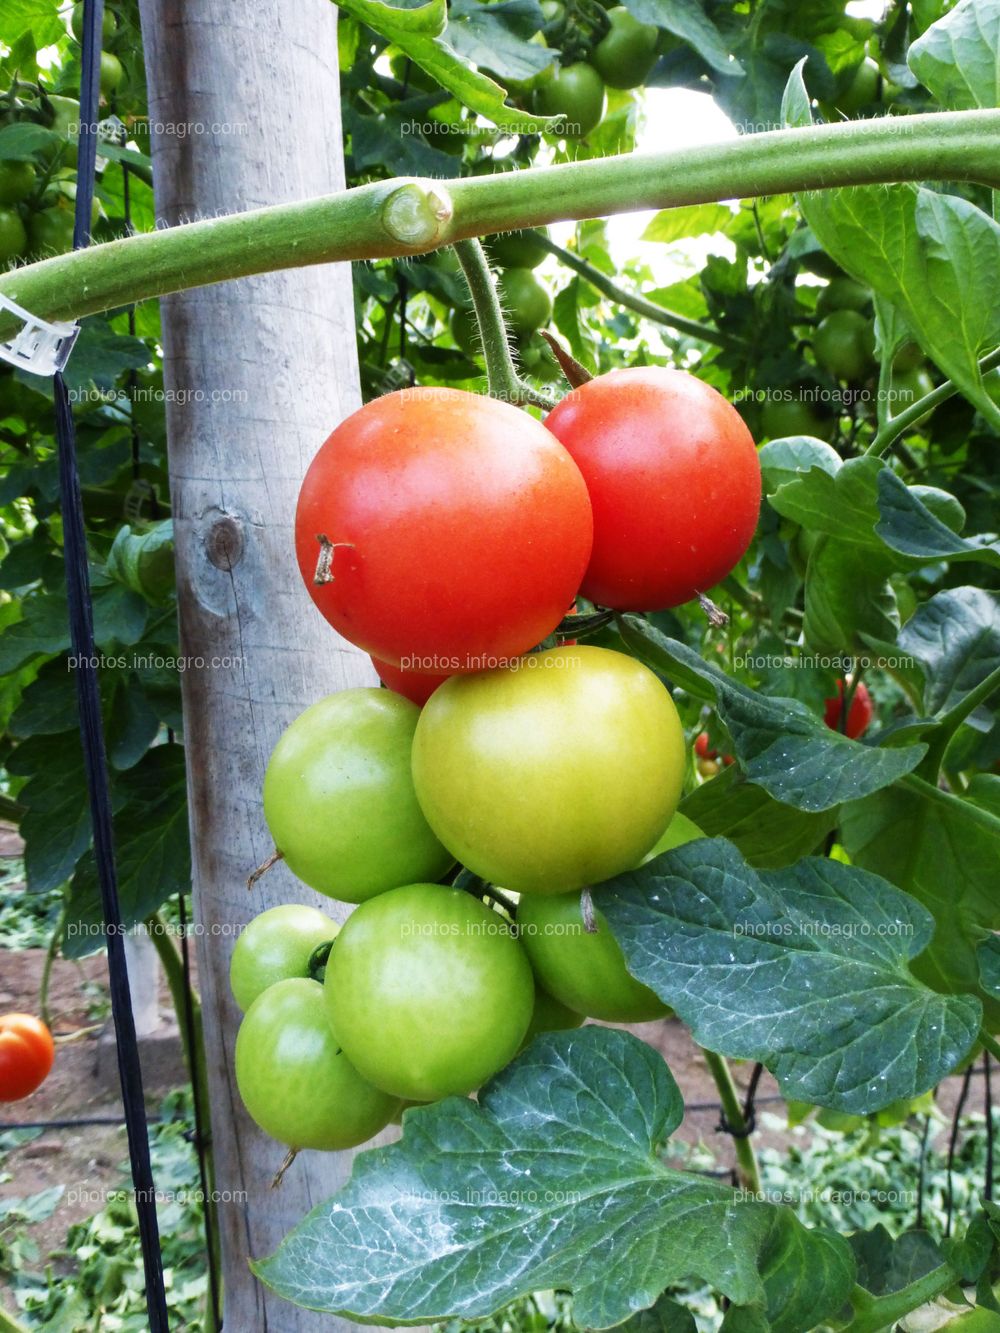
[699, 1047, 762, 1193]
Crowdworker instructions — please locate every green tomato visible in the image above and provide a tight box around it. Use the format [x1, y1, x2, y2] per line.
[450, 305, 480, 358]
[908, 484, 965, 534]
[0, 160, 35, 206]
[835, 56, 880, 115]
[263, 688, 453, 904]
[100, 51, 123, 96]
[889, 367, 935, 414]
[412, 645, 686, 895]
[41, 95, 81, 167]
[813, 309, 875, 382]
[760, 396, 832, 442]
[325, 882, 534, 1100]
[235, 978, 399, 1150]
[486, 226, 550, 270]
[892, 341, 924, 372]
[0, 207, 27, 264]
[498, 267, 552, 337]
[517, 809, 700, 1022]
[71, 2, 116, 43]
[590, 7, 658, 90]
[521, 982, 584, 1048]
[815, 276, 870, 319]
[539, 0, 564, 23]
[532, 62, 606, 138]
[230, 904, 339, 1012]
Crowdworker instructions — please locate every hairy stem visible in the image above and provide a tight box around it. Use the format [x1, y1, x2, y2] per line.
[867, 345, 1000, 457]
[2, 110, 999, 337]
[699, 1047, 762, 1193]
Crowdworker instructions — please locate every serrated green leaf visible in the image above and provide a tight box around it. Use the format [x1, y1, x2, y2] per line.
[0, 0, 65, 46]
[896, 587, 1000, 717]
[641, 204, 737, 245]
[254, 1027, 776, 1326]
[803, 537, 899, 656]
[0, 593, 71, 675]
[908, 0, 1000, 111]
[61, 318, 152, 395]
[448, 0, 555, 81]
[758, 436, 841, 495]
[0, 121, 62, 161]
[7, 733, 95, 893]
[849, 1225, 943, 1297]
[769, 456, 881, 545]
[599, 837, 981, 1114]
[753, 1212, 856, 1333]
[876, 470, 1000, 569]
[680, 766, 835, 869]
[614, 1293, 698, 1333]
[618, 616, 925, 813]
[626, 0, 743, 75]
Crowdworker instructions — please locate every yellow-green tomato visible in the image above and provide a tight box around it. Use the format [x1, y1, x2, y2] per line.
[230, 904, 339, 1012]
[411, 645, 686, 895]
[325, 882, 534, 1100]
[235, 979, 399, 1151]
[517, 809, 701, 1022]
[263, 688, 453, 904]
[100, 51, 123, 96]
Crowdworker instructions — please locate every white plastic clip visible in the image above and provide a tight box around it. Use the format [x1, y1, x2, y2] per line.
[0, 293, 80, 377]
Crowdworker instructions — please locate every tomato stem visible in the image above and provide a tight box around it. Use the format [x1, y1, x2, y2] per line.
[867, 343, 1000, 458]
[699, 1047, 762, 1193]
[246, 848, 283, 891]
[271, 1147, 297, 1189]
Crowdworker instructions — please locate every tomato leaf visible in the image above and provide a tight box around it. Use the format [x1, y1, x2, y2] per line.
[598, 837, 981, 1113]
[875, 471, 1000, 569]
[254, 1026, 791, 1324]
[896, 587, 1000, 716]
[680, 766, 836, 870]
[641, 203, 738, 245]
[908, 0, 1000, 111]
[6, 732, 95, 894]
[849, 1225, 944, 1298]
[618, 615, 926, 812]
[625, 0, 743, 76]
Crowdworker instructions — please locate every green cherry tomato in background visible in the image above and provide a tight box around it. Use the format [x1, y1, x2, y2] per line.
[521, 983, 585, 1048]
[815, 276, 871, 318]
[498, 267, 552, 337]
[813, 309, 875, 381]
[0, 207, 27, 265]
[235, 979, 399, 1151]
[834, 56, 880, 115]
[533, 62, 606, 138]
[411, 645, 686, 895]
[262, 688, 453, 904]
[41, 95, 81, 167]
[760, 396, 833, 442]
[0, 160, 35, 206]
[28, 206, 75, 258]
[100, 51, 124, 96]
[229, 904, 339, 1012]
[449, 305, 479, 358]
[892, 341, 925, 372]
[889, 367, 935, 412]
[539, 0, 565, 25]
[325, 882, 535, 1101]
[71, 2, 116, 43]
[590, 7, 659, 90]
[485, 226, 550, 270]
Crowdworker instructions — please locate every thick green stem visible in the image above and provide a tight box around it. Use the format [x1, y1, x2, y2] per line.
[867, 345, 1000, 457]
[2, 111, 999, 337]
[699, 1047, 762, 1193]
[980, 1031, 1000, 1064]
[451, 239, 554, 409]
[840, 1266, 958, 1333]
[539, 235, 741, 350]
[146, 914, 221, 1333]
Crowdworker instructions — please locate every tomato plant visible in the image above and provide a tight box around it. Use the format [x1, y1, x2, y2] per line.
[545, 367, 761, 610]
[262, 688, 453, 902]
[295, 387, 593, 670]
[235, 979, 399, 1151]
[0, 1013, 55, 1102]
[324, 882, 534, 1100]
[411, 645, 686, 894]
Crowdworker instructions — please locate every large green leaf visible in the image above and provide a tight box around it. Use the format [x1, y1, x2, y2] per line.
[803, 537, 899, 656]
[876, 471, 1000, 569]
[679, 766, 835, 869]
[598, 837, 981, 1113]
[255, 1027, 779, 1326]
[768, 455, 882, 545]
[7, 733, 97, 893]
[896, 587, 1000, 716]
[752, 1211, 856, 1333]
[841, 776, 1000, 1021]
[619, 616, 925, 812]
[908, 0, 1000, 110]
[625, 0, 742, 75]
[447, 0, 554, 81]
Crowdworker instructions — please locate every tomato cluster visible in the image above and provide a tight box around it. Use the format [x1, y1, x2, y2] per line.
[235, 364, 762, 1161]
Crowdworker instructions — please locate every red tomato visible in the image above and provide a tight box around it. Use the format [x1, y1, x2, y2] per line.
[296, 389, 593, 670]
[0, 1013, 55, 1101]
[694, 731, 715, 760]
[544, 368, 761, 610]
[372, 656, 451, 706]
[823, 680, 874, 738]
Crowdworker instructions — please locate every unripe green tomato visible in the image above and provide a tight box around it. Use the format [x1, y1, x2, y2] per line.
[28, 206, 76, 257]
[498, 267, 552, 337]
[0, 207, 27, 264]
[532, 62, 606, 138]
[450, 305, 480, 358]
[815, 276, 870, 318]
[590, 7, 658, 90]
[835, 56, 880, 115]
[0, 160, 36, 206]
[100, 51, 123, 96]
[908, 484, 965, 534]
[41, 95, 81, 167]
[486, 226, 550, 270]
[230, 904, 339, 1012]
[892, 341, 924, 372]
[760, 396, 832, 442]
[325, 882, 535, 1100]
[539, 0, 564, 24]
[71, 2, 116, 43]
[813, 309, 875, 381]
[521, 982, 584, 1049]
[235, 978, 399, 1150]
[412, 646, 687, 895]
[889, 367, 935, 414]
[263, 688, 454, 904]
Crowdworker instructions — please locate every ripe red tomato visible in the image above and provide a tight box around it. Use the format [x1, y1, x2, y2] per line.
[296, 388, 593, 670]
[0, 1014, 55, 1101]
[544, 368, 761, 610]
[695, 732, 734, 766]
[823, 680, 874, 738]
[371, 656, 451, 706]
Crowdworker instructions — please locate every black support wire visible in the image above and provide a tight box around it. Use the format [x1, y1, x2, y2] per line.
[52, 0, 170, 1327]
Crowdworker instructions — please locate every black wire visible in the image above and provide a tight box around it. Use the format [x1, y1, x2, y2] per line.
[53, 2, 170, 1328]
[985, 1051, 994, 1203]
[945, 1063, 974, 1238]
